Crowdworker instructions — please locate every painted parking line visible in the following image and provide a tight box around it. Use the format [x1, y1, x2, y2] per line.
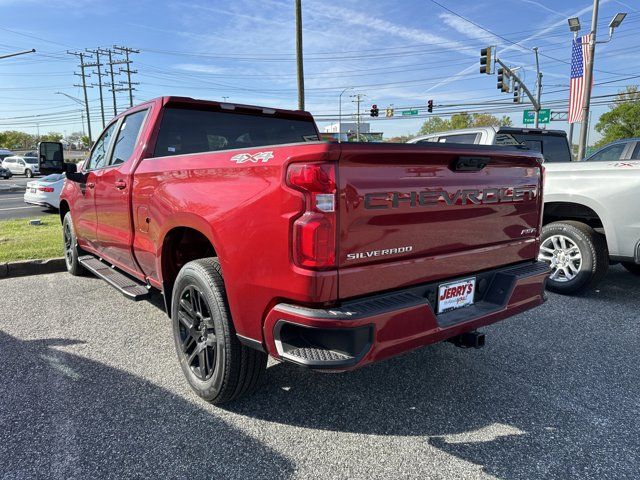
[0, 206, 40, 211]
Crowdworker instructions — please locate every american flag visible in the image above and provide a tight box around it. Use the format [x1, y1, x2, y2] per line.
[568, 33, 592, 123]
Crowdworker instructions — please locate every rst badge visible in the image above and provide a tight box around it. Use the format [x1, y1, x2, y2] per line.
[230, 151, 274, 164]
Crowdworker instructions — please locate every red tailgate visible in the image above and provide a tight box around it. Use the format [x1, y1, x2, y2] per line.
[336, 143, 543, 299]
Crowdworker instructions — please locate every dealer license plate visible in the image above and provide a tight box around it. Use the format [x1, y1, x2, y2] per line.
[437, 277, 476, 314]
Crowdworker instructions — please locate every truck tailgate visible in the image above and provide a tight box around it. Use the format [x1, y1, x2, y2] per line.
[336, 143, 543, 299]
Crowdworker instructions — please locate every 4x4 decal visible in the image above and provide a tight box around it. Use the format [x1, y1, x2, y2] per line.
[230, 151, 274, 164]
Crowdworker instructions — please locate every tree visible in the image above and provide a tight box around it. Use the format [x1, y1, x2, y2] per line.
[450, 112, 472, 130]
[40, 132, 63, 142]
[417, 112, 513, 137]
[418, 116, 451, 135]
[595, 86, 640, 147]
[471, 113, 512, 127]
[0, 130, 35, 149]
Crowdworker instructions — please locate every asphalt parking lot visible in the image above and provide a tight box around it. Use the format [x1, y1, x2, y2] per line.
[0, 176, 57, 220]
[1, 266, 638, 479]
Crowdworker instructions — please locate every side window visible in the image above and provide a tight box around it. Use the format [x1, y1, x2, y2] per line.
[86, 122, 117, 170]
[586, 143, 626, 162]
[630, 143, 640, 160]
[109, 109, 148, 166]
[438, 133, 479, 144]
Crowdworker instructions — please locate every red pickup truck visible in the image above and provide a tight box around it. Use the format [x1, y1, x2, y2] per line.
[39, 97, 549, 404]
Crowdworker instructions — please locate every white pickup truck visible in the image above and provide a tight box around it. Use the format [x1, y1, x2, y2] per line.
[409, 129, 640, 293]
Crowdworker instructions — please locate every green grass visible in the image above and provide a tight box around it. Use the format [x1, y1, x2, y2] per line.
[0, 217, 63, 262]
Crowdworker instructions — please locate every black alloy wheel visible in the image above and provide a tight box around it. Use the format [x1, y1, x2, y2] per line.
[177, 285, 219, 381]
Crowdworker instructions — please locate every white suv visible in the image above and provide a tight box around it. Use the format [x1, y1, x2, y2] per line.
[1, 152, 40, 177]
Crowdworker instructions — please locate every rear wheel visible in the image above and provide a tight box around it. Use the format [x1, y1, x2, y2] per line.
[171, 258, 267, 404]
[62, 212, 85, 276]
[25, 169, 33, 178]
[539, 221, 608, 294]
[622, 262, 640, 276]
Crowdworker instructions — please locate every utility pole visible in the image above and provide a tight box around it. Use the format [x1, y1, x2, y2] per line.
[85, 48, 106, 129]
[67, 51, 93, 143]
[533, 47, 543, 128]
[295, 0, 305, 110]
[338, 87, 353, 143]
[105, 48, 119, 116]
[351, 93, 364, 142]
[113, 46, 139, 108]
[577, 1, 599, 161]
[0, 48, 35, 60]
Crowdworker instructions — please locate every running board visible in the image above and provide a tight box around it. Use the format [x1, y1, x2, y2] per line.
[78, 255, 150, 300]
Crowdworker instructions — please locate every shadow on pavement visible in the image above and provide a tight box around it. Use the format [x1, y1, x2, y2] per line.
[226, 266, 639, 479]
[0, 331, 294, 479]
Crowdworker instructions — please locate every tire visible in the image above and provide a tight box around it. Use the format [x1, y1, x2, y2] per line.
[539, 221, 609, 294]
[622, 262, 640, 276]
[62, 212, 85, 276]
[25, 169, 33, 178]
[171, 258, 267, 404]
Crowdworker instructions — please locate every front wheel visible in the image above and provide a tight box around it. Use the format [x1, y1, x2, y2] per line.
[62, 212, 85, 276]
[171, 258, 267, 404]
[538, 221, 609, 294]
[25, 169, 33, 178]
[622, 262, 640, 276]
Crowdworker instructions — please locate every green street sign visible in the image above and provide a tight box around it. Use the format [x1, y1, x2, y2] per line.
[402, 109, 419, 116]
[523, 108, 551, 124]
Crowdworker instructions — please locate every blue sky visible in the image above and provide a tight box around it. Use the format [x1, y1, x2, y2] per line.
[0, 0, 638, 141]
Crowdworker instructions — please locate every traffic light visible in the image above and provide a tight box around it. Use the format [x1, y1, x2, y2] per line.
[513, 82, 521, 103]
[497, 68, 509, 93]
[370, 104, 379, 117]
[385, 106, 394, 117]
[427, 99, 433, 113]
[480, 46, 493, 74]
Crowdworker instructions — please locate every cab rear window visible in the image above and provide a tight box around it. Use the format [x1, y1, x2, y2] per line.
[153, 107, 319, 158]
[496, 132, 571, 162]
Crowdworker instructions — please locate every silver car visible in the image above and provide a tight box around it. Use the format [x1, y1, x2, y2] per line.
[1, 152, 40, 177]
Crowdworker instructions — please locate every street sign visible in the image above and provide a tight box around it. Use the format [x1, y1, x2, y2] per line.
[402, 109, 419, 116]
[523, 108, 551, 124]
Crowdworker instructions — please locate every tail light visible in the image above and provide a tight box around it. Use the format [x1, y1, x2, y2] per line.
[38, 186, 54, 192]
[287, 163, 337, 269]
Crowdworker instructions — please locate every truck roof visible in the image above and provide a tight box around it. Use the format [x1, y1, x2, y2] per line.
[114, 96, 315, 123]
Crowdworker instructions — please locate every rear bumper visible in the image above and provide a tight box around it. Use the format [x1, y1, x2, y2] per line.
[264, 260, 550, 369]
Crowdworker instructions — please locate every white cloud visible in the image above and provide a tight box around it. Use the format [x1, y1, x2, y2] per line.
[173, 64, 226, 74]
[308, 4, 475, 57]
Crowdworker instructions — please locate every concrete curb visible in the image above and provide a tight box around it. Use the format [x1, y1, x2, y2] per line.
[0, 258, 66, 279]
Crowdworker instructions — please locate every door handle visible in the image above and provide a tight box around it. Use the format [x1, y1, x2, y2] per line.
[86, 182, 95, 189]
[115, 180, 127, 190]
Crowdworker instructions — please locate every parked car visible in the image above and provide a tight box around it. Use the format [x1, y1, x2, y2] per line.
[0, 166, 12, 179]
[581, 137, 640, 162]
[41, 96, 549, 404]
[2, 152, 40, 177]
[0, 148, 15, 161]
[23, 173, 65, 209]
[408, 126, 573, 163]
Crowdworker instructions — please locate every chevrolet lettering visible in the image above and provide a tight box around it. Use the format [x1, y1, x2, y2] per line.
[364, 186, 538, 210]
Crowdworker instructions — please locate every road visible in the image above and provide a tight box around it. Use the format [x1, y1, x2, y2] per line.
[0, 176, 57, 220]
[1, 266, 638, 479]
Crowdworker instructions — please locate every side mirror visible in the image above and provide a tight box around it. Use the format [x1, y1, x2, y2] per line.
[38, 141, 64, 175]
